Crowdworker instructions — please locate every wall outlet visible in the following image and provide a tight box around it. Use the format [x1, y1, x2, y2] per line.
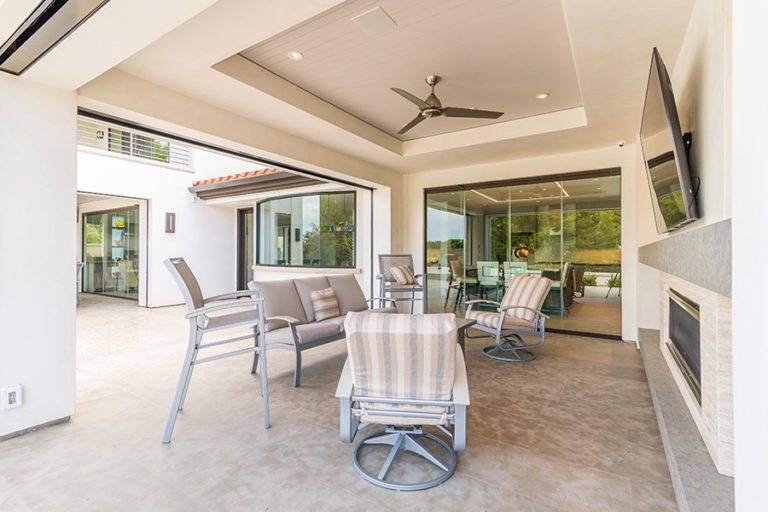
[0, 384, 22, 410]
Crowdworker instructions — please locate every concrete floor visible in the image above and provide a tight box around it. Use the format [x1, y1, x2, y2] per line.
[0, 295, 676, 511]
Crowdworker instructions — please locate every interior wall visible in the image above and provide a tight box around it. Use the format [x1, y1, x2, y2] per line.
[77, 148, 250, 306]
[633, 0, 731, 333]
[732, 0, 768, 508]
[0, 75, 77, 437]
[401, 144, 639, 340]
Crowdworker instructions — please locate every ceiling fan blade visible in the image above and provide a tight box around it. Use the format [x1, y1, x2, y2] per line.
[443, 107, 504, 119]
[391, 88, 429, 109]
[397, 115, 426, 135]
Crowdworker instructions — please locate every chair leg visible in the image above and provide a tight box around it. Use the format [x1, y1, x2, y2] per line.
[256, 325, 269, 429]
[177, 346, 198, 411]
[251, 345, 259, 375]
[293, 349, 302, 387]
[162, 327, 200, 444]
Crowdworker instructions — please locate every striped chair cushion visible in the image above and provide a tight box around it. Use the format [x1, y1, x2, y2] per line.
[389, 265, 416, 285]
[310, 287, 341, 321]
[467, 310, 537, 331]
[500, 275, 552, 322]
[345, 312, 457, 425]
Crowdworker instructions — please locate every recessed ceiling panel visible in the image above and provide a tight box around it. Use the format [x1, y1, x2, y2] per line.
[240, 0, 582, 141]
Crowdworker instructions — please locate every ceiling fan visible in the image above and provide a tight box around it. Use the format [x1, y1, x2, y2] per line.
[391, 75, 504, 135]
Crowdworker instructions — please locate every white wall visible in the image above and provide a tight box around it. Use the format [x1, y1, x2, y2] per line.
[636, 0, 731, 249]
[731, 0, 768, 509]
[0, 75, 77, 437]
[77, 147, 254, 306]
[401, 145, 639, 341]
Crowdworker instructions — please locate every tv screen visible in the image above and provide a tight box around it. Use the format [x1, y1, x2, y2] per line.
[640, 48, 699, 233]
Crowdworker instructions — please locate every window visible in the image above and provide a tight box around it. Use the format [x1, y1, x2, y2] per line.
[258, 192, 355, 268]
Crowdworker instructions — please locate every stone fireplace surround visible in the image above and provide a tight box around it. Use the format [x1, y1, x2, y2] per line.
[660, 273, 733, 476]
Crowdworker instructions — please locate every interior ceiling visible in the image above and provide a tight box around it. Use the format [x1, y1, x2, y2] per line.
[64, 0, 697, 174]
[239, 0, 582, 141]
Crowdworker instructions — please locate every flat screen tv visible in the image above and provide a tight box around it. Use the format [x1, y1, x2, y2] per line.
[640, 47, 699, 233]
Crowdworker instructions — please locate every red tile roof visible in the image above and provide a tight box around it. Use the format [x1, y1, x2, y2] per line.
[192, 168, 280, 187]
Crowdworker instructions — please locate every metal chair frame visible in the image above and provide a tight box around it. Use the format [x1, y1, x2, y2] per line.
[377, 254, 425, 313]
[163, 257, 268, 444]
[336, 346, 469, 491]
[465, 300, 549, 362]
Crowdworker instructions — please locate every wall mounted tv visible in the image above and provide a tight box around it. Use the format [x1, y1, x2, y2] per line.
[640, 47, 699, 233]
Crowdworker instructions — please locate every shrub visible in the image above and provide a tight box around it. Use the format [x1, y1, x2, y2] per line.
[582, 274, 597, 286]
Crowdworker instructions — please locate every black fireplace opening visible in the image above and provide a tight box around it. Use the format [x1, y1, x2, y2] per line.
[668, 290, 701, 402]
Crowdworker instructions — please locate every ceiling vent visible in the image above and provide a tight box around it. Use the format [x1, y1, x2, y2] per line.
[350, 6, 397, 37]
[0, 0, 110, 75]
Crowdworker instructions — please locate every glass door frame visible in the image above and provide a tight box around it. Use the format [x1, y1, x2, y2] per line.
[81, 205, 141, 301]
[237, 207, 254, 290]
[423, 167, 622, 339]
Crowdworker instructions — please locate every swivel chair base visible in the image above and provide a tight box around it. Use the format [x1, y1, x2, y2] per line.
[352, 426, 457, 491]
[482, 335, 537, 362]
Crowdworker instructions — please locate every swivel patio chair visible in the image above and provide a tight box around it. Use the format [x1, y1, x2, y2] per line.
[336, 312, 470, 491]
[163, 257, 268, 443]
[377, 254, 425, 313]
[466, 275, 552, 362]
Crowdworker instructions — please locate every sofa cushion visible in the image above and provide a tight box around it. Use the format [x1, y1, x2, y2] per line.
[294, 276, 331, 322]
[295, 321, 342, 344]
[328, 274, 369, 315]
[248, 279, 307, 331]
[310, 287, 341, 321]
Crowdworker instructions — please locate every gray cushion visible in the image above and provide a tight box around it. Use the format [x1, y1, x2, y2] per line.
[295, 321, 342, 344]
[294, 276, 331, 322]
[328, 274, 368, 315]
[248, 279, 307, 331]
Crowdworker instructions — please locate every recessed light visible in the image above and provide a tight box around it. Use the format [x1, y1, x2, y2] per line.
[287, 51, 304, 61]
[535, 93, 550, 99]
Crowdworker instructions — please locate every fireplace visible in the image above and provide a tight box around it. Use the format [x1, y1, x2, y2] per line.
[667, 289, 701, 403]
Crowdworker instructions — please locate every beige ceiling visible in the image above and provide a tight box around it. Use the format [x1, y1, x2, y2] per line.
[239, 0, 582, 141]
[34, 0, 696, 173]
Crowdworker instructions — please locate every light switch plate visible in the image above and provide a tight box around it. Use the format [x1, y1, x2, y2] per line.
[0, 384, 22, 410]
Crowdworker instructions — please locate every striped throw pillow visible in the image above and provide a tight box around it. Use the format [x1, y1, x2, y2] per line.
[310, 287, 341, 321]
[390, 265, 416, 284]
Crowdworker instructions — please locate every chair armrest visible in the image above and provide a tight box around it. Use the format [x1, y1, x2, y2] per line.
[204, 290, 260, 302]
[266, 315, 301, 325]
[335, 357, 354, 399]
[366, 297, 397, 306]
[465, 299, 501, 306]
[452, 345, 470, 406]
[499, 305, 549, 319]
[185, 298, 264, 319]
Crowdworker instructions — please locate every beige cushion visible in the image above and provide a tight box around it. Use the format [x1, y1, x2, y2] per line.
[248, 279, 307, 331]
[390, 265, 416, 284]
[345, 312, 457, 426]
[465, 310, 536, 331]
[310, 287, 341, 321]
[499, 275, 552, 322]
[294, 276, 331, 322]
[328, 274, 368, 314]
[266, 320, 342, 345]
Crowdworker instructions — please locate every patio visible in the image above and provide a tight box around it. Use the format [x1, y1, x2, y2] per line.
[0, 295, 674, 511]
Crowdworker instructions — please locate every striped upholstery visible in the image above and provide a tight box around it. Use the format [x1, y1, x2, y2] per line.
[310, 287, 341, 321]
[466, 275, 552, 329]
[389, 265, 416, 284]
[344, 312, 457, 425]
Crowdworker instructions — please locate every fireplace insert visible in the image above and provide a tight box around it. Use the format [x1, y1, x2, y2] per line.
[667, 289, 701, 403]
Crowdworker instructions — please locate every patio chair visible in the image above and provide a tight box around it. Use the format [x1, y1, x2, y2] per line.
[377, 254, 424, 313]
[466, 275, 552, 362]
[336, 312, 469, 491]
[477, 260, 503, 301]
[443, 255, 477, 309]
[163, 257, 268, 443]
[502, 261, 528, 284]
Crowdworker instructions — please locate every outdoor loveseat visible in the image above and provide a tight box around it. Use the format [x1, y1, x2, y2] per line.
[248, 274, 397, 386]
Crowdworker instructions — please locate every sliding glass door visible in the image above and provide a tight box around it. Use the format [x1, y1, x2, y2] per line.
[425, 171, 621, 337]
[82, 207, 140, 300]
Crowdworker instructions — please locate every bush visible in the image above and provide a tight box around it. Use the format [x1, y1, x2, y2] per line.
[582, 274, 597, 286]
[607, 275, 621, 288]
